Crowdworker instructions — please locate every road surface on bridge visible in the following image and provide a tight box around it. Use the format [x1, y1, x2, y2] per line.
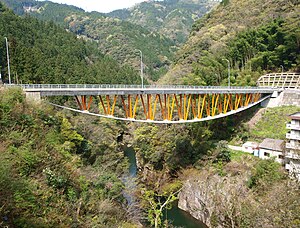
[18, 84, 277, 96]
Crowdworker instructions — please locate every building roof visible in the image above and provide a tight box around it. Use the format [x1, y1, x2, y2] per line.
[289, 112, 300, 120]
[259, 138, 285, 152]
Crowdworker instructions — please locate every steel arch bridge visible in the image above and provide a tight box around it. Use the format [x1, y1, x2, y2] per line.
[19, 84, 277, 123]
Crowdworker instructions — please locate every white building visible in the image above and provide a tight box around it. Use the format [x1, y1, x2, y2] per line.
[285, 112, 300, 181]
[242, 141, 259, 155]
[258, 138, 285, 164]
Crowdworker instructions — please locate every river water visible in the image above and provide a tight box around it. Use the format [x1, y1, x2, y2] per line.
[124, 147, 207, 228]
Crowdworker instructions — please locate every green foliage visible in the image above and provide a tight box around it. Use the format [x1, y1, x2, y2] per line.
[228, 19, 300, 72]
[141, 186, 180, 228]
[133, 123, 212, 171]
[0, 3, 141, 84]
[213, 140, 231, 163]
[250, 106, 300, 140]
[163, 0, 299, 84]
[43, 168, 69, 189]
[0, 88, 131, 227]
[248, 158, 285, 191]
[2, 0, 218, 81]
[95, 173, 124, 200]
[0, 87, 24, 131]
[108, 0, 218, 44]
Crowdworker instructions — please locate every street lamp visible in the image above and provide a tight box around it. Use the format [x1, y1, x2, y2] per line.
[4, 37, 11, 84]
[222, 58, 230, 88]
[137, 49, 144, 88]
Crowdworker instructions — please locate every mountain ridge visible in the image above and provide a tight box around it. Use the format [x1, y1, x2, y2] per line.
[0, 0, 217, 81]
[160, 0, 300, 85]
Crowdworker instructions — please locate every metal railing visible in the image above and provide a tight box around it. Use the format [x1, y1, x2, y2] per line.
[5, 83, 275, 91]
[257, 73, 300, 89]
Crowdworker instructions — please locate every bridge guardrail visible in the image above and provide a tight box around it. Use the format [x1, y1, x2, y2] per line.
[5, 84, 275, 91]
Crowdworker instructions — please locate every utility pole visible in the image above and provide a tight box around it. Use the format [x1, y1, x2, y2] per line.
[222, 58, 230, 88]
[4, 37, 11, 84]
[137, 49, 144, 88]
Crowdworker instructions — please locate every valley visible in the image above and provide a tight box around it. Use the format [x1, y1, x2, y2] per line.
[0, 0, 299, 227]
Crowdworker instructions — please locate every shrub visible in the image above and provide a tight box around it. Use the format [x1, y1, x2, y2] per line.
[248, 158, 285, 192]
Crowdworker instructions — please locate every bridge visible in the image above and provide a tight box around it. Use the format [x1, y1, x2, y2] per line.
[7, 73, 299, 123]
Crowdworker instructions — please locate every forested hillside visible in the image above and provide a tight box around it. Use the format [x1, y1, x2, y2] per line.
[0, 88, 136, 227]
[108, 0, 219, 44]
[1, 0, 220, 81]
[0, 3, 140, 84]
[161, 0, 300, 85]
[1, 0, 178, 81]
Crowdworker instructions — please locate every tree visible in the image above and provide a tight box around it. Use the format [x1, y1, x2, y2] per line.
[141, 185, 181, 228]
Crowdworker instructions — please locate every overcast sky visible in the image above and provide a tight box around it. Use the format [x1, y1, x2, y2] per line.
[40, 0, 146, 13]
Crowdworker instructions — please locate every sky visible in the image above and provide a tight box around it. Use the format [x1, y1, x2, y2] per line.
[40, 0, 147, 13]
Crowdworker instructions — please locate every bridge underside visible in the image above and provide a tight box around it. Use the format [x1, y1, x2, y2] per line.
[51, 92, 267, 123]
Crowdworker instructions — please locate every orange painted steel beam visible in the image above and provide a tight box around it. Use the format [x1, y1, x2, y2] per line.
[106, 95, 111, 114]
[147, 94, 152, 120]
[218, 96, 223, 114]
[81, 96, 86, 111]
[206, 96, 211, 117]
[121, 95, 129, 118]
[169, 95, 176, 120]
[212, 94, 219, 117]
[75, 95, 83, 110]
[158, 94, 165, 120]
[87, 96, 93, 111]
[152, 95, 159, 120]
[99, 96, 108, 115]
[253, 93, 260, 102]
[167, 94, 171, 120]
[183, 94, 187, 120]
[111, 95, 117, 116]
[199, 94, 206, 119]
[184, 94, 192, 120]
[173, 95, 181, 120]
[133, 95, 139, 119]
[128, 95, 132, 118]
[228, 94, 233, 111]
[73, 92, 264, 122]
[164, 94, 168, 120]
[140, 95, 147, 119]
[191, 95, 197, 119]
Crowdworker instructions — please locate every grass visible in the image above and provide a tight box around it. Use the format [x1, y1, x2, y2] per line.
[249, 106, 300, 140]
[230, 149, 247, 160]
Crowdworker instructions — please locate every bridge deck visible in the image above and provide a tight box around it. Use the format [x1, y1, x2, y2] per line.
[14, 84, 277, 96]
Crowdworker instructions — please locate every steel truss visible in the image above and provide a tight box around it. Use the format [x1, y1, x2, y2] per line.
[74, 93, 262, 122]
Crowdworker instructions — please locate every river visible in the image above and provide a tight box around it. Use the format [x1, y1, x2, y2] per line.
[124, 147, 207, 228]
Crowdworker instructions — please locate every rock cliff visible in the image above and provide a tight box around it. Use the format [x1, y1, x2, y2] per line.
[178, 163, 252, 227]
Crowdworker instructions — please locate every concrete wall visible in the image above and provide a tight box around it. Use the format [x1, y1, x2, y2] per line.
[25, 92, 41, 102]
[262, 90, 300, 108]
[259, 148, 284, 164]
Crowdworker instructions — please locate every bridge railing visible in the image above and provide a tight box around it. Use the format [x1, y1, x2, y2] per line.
[257, 73, 300, 89]
[5, 84, 273, 91]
